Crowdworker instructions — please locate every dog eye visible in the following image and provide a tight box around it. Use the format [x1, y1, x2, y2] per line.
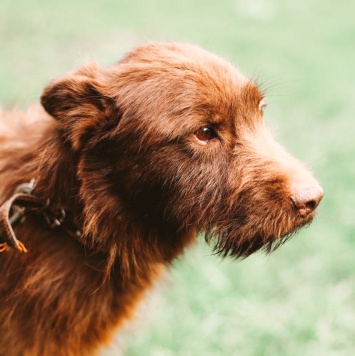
[194, 126, 218, 143]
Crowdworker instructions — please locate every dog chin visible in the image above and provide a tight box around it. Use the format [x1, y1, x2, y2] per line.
[209, 217, 314, 259]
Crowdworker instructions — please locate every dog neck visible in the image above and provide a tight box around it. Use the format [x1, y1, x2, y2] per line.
[1, 114, 196, 282]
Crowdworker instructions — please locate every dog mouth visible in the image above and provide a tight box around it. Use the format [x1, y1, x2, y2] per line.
[293, 209, 316, 230]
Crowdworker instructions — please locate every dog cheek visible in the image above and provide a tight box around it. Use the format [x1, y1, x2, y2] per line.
[166, 160, 230, 229]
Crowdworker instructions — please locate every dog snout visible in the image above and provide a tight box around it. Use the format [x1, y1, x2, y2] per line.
[291, 183, 324, 217]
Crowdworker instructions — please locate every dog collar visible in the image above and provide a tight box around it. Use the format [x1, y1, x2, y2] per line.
[0, 179, 81, 253]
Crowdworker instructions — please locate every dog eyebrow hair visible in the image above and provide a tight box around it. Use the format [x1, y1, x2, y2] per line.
[241, 82, 264, 103]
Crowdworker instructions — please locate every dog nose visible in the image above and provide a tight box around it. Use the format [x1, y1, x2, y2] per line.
[291, 186, 324, 217]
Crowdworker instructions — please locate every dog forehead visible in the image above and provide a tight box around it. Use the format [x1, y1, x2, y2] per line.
[112, 43, 263, 136]
[119, 42, 247, 86]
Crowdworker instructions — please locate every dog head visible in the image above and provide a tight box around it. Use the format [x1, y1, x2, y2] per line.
[41, 42, 323, 259]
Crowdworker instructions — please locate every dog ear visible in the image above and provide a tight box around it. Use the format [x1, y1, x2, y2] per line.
[41, 62, 117, 150]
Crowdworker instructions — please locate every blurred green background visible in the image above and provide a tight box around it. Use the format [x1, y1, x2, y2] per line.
[1, 0, 354, 355]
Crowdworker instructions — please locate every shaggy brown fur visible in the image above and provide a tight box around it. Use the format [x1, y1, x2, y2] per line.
[0, 43, 323, 355]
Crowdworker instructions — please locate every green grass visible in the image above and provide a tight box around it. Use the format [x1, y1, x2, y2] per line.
[1, 0, 355, 355]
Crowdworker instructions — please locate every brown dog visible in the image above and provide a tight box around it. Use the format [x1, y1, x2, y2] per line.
[0, 43, 323, 355]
